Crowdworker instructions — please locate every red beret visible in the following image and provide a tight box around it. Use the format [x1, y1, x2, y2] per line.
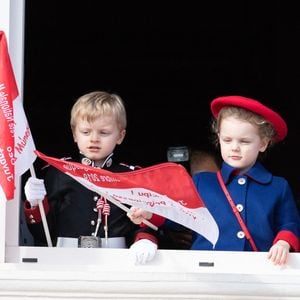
[210, 95, 288, 142]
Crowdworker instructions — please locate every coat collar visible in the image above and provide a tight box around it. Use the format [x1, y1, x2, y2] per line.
[79, 152, 114, 169]
[220, 160, 272, 184]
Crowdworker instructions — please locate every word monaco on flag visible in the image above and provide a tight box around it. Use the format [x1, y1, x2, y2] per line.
[36, 151, 219, 246]
[0, 31, 36, 200]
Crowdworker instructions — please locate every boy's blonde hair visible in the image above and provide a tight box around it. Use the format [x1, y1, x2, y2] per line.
[70, 91, 127, 132]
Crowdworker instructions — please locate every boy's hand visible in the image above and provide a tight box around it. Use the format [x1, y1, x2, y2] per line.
[130, 239, 157, 264]
[24, 177, 47, 207]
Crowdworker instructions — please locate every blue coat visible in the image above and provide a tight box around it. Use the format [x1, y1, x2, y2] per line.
[191, 161, 300, 251]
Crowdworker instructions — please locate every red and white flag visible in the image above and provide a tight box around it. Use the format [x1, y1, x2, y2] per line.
[36, 150, 219, 246]
[0, 31, 36, 200]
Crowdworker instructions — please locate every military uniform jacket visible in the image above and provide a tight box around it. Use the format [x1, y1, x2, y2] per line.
[24, 154, 156, 247]
[191, 161, 300, 252]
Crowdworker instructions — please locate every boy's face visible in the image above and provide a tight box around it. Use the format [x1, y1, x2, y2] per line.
[73, 114, 125, 163]
[218, 116, 269, 174]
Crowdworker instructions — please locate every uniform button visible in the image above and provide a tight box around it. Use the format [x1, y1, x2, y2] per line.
[30, 219, 36, 224]
[236, 204, 244, 212]
[91, 220, 96, 226]
[237, 231, 245, 239]
[93, 207, 98, 212]
[238, 178, 246, 185]
[93, 195, 98, 201]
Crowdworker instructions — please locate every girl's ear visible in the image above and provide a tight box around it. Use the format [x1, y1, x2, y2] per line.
[259, 138, 270, 153]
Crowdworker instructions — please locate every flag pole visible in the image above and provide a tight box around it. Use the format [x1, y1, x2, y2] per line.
[29, 165, 53, 247]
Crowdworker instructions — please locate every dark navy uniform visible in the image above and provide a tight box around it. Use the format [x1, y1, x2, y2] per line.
[24, 153, 157, 247]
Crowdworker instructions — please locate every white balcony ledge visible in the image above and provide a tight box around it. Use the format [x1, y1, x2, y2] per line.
[2, 247, 300, 299]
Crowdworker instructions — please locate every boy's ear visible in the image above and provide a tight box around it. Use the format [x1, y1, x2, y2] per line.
[117, 129, 126, 145]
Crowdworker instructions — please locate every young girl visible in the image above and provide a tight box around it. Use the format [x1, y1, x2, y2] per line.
[129, 95, 300, 266]
[23, 91, 158, 264]
[192, 95, 300, 265]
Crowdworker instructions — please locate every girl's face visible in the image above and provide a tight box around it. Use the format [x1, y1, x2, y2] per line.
[73, 114, 125, 164]
[218, 116, 269, 174]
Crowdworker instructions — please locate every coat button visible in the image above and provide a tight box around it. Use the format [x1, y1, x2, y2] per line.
[238, 178, 246, 185]
[93, 195, 98, 201]
[91, 220, 96, 226]
[93, 207, 98, 212]
[236, 204, 244, 212]
[237, 231, 245, 239]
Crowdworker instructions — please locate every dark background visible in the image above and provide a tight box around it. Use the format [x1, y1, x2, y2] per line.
[23, 1, 300, 200]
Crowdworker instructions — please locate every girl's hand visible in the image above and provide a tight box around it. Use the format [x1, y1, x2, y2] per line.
[267, 240, 290, 266]
[127, 207, 153, 224]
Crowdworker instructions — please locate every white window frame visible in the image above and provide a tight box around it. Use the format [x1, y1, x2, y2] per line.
[0, 0, 25, 263]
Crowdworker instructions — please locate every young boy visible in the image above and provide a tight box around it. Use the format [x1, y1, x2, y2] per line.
[24, 91, 157, 264]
